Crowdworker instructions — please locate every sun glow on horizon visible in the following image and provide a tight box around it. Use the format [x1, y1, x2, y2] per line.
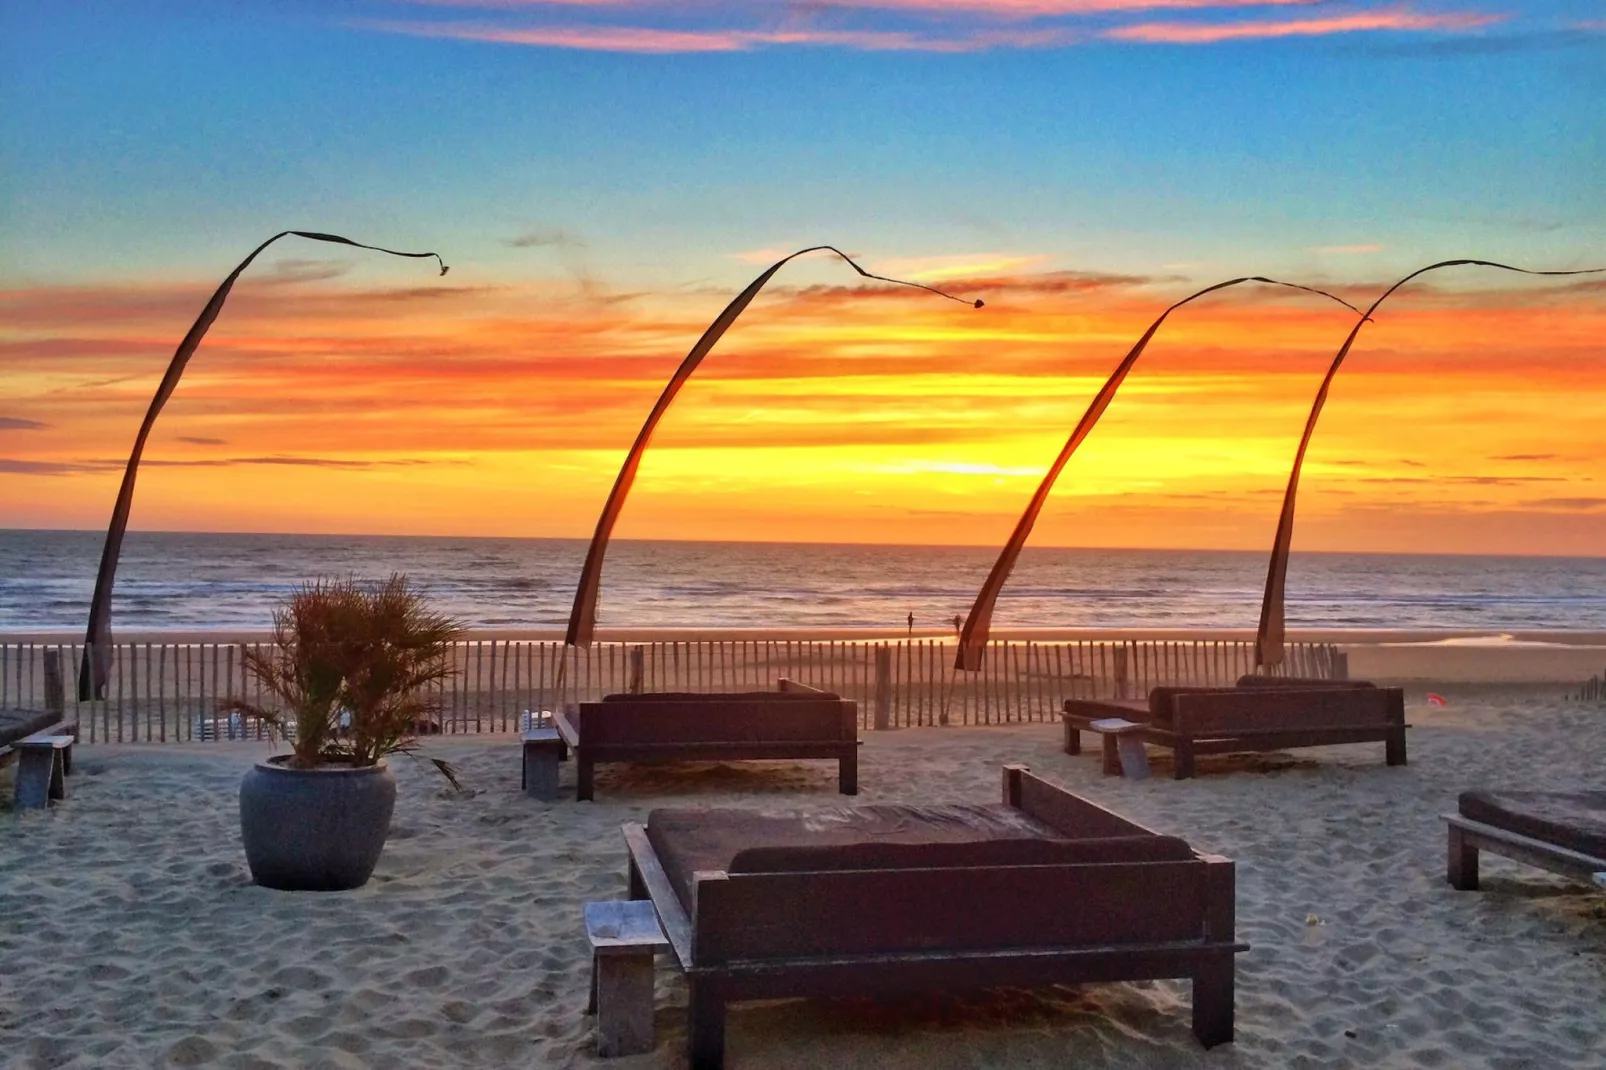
[3, 265, 1604, 556]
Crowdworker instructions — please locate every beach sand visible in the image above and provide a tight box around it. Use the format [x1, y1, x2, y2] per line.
[3, 684, 1603, 1069]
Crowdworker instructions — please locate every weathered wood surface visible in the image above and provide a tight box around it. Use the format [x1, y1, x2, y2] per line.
[585, 900, 668, 1058]
[13, 734, 74, 810]
[1087, 719, 1151, 779]
[521, 728, 565, 800]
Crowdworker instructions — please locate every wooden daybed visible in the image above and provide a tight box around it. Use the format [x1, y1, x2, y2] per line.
[620, 764, 1245, 1068]
[1446, 789, 1606, 890]
[553, 682, 859, 801]
[1063, 676, 1406, 779]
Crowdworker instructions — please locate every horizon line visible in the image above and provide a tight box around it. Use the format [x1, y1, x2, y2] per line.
[2, 527, 1603, 562]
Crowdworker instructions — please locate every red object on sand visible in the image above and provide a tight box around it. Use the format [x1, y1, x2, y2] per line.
[1426, 693, 1448, 707]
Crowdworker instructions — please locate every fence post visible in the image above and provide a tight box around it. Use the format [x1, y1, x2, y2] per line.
[628, 646, 645, 694]
[1113, 646, 1129, 700]
[873, 645, 892, 731]
[1333, 650, 1349, 681]
[43, 649, 64, 716]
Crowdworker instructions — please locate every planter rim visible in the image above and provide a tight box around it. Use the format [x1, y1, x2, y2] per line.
[256, 754, 389, 774]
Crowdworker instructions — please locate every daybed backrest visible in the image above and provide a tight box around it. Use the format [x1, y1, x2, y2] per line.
[1146, 686, 1247, 728]
[1235, 675, 1374, 689]
[1014, 771, 1162, 839]
[1169, 686, 1399, 733]
[729, 835, 1195, 874]
[690, 854, 1211, 963]
[578, 696, 856, 745]
[601, 690, 842, 702]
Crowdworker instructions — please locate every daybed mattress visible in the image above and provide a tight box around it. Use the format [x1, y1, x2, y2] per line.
[645, 802, 1194, 910]
[1458, 790, 1606, 861]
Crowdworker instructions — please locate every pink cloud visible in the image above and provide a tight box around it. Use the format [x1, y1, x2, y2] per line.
[1107, 9, 1507, 43]
[397, 0, 1329, 13]
[363, 18, 1074, 51]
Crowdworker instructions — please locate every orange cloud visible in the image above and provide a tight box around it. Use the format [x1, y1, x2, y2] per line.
[1107, 9, 1506, 43]
[3, 267, 1603, 552]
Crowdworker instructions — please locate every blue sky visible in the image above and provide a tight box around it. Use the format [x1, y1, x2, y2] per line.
[3, 0, 1601, 290]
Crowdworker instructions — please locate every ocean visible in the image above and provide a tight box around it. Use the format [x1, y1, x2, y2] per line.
[3, 529, 1605, 635]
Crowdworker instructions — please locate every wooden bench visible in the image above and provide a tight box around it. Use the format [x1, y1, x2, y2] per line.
[521, 728, 567, 801]
[584, 899, 669, 1057]
[1088, 718, 1150, 780]
[14, 734, 73, 811]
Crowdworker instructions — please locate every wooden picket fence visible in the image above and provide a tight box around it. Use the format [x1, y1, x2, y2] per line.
[1, 638, 1346, 744]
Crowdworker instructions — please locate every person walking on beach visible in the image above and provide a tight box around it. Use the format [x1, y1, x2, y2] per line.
[952, 614, 963, 637]
[907, 611, 915, 636]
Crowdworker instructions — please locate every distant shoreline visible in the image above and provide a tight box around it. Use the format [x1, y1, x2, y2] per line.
[7, 626, 1606, 645]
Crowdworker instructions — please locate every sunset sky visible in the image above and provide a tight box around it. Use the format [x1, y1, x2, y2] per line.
[2, 1, 1602, 555]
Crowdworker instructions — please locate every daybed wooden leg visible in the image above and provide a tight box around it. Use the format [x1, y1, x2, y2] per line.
[576, 756, 595, 802]
[1174, 738, 1196, 780]
[1385, 727, 1407, 767]
[1447, 823, 1479, 890]
[1063, 718, 1081, 755]
[1192, 958, 1235, 1047]
[687, 979, 727, 1070]
[838, 747, 858, 796]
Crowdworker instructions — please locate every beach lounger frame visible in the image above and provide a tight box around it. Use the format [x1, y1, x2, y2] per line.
[1445, 789, 1606, 891]
[553, 682, 859, 801]
[1445, 814, 1606, 890]
[1063, 684, 1407, 779]
[621, 765, 1245, 1069]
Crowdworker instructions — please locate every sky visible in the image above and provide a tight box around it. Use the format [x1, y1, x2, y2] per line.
[1, 0, 1603, 555]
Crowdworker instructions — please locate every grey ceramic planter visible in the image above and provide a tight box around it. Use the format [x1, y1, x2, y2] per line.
[239, 756, 397, 891]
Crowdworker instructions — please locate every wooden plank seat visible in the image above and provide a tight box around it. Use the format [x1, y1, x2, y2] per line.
[1063, 681, 1406, 779]
[521, 728, 568, 801]
[617, 764, 1245, 1069]
[553, 682, 859, 802]
[13, 734, 74, 811]
[4, 709, 81, 813]
[1447, 790, 1606, 890]
[584, 900, 670, 1057]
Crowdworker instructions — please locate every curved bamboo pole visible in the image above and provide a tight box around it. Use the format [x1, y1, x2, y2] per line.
[79, 232, 449, 699]
[564, 246, 982, 646]
[1255, 258, 1606, 668]
[954, 277, 1365, 671]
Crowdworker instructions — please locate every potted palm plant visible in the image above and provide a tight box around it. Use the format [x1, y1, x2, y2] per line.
[231, 574, 463, 891]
